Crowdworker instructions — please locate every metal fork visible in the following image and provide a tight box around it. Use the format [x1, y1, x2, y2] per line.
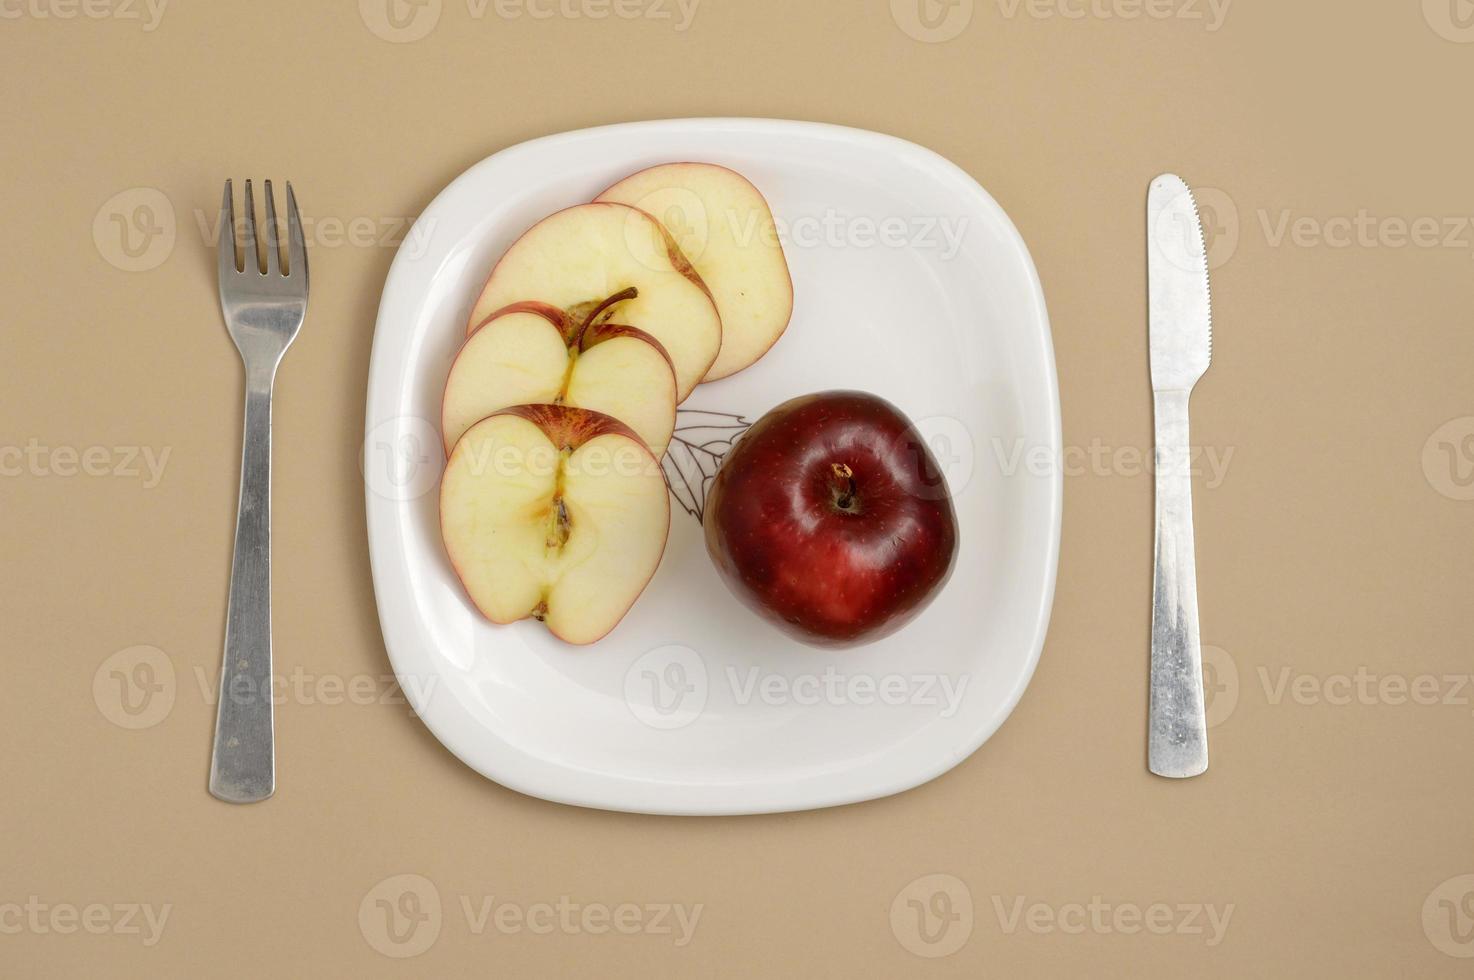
[209, 179, 308, 804]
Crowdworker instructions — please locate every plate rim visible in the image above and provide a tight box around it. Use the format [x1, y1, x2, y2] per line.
[365, 117, 1062, 815]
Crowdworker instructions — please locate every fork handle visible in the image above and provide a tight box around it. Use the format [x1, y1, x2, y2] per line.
[209, 365, 278, 803]
[1148, 388, 1209, 778]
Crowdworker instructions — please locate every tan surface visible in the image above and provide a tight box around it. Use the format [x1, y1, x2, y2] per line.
[4, 1, 1474, 975]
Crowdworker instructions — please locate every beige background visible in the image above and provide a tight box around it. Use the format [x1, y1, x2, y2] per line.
[4, 0, 1474, 975]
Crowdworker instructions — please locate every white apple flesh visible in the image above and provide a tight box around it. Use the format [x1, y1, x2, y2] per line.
[440, 405, 670, 645]
[596, 163, 793, 381]
[442, 300, 678, 456]
[467, 203, 721, 400]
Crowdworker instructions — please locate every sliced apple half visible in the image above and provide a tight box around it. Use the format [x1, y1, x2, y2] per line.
[467, 203, 720, 401]
[443, 293, 678, 457]
[596, 163, 794, 381]
[440, 405, 670, 645]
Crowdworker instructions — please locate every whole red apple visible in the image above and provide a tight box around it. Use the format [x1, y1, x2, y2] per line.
[704, 391, 958, 648]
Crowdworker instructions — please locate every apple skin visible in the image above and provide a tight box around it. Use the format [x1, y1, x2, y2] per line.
[491, 402, 645, 452]
[472, 294, 674, 362]
[703, 391, 958, 648]
[475, 300, 575, 340]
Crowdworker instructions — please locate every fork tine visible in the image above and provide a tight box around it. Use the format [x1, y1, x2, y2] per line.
[217, 179, 237, 278]
[286, 182, 307, 284]
[262, 180, 280, 275]
[242, 179, 259, 274]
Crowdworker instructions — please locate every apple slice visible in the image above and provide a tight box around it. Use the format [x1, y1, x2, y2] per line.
[443, 297, 678, 457]
[440, 405, 670, 645]
[596, 163, 793, 381]
[467, 203, 720, 401]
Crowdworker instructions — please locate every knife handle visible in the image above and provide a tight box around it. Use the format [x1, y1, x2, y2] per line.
[1148, 388, 1209, 778]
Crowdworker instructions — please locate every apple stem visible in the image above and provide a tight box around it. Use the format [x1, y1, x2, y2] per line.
[830, 462, 857, 512]
[575, 286, 639, 349]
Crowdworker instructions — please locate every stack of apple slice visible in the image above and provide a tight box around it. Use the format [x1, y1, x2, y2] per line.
[440, 163, 794, 643]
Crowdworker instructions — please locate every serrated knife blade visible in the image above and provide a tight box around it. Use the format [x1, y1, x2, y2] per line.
[1146, 174, 1213, 778]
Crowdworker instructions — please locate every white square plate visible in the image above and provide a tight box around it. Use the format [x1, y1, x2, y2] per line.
[365, 119, 1060, 815]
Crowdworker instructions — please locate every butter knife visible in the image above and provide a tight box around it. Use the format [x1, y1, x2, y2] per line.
[1146, 174, 1213, 778]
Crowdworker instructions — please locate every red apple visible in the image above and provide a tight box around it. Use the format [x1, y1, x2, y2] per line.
[703, 391, 958, 647]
